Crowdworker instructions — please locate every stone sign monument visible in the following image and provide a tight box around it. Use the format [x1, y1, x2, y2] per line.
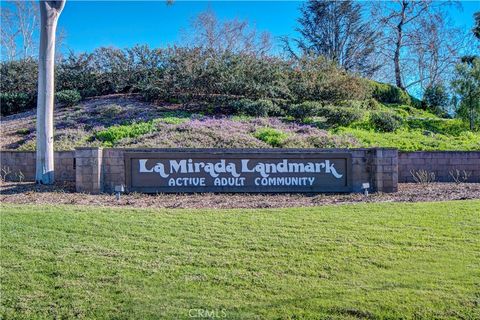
[125, 151, 352, 193]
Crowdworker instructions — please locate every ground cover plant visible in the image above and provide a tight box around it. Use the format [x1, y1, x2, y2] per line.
[1, 200, 479, 319]
[2, 95, 478, 152]
[335, 127, 480, 151]
[95, 120, 159, 147]
[1, 45, 479, 152]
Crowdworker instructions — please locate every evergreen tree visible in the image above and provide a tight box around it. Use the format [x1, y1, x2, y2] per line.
[294, 0, 379, 77]
[452, 58, 480, 131]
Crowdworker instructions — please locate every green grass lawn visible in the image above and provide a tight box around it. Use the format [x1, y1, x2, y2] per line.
[1, 201, 479, 319]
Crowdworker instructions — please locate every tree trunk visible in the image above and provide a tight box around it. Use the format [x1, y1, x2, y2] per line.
[394, 1, 407, 90]
[394, 32, 403, 89]
[36, 1, 65, 184]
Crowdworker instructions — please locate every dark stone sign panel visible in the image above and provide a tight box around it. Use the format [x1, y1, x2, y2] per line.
[125, 151, 352, 193]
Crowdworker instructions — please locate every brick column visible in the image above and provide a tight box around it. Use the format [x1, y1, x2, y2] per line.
[75, 147, 103, 194]
[367, 148, 398, 193]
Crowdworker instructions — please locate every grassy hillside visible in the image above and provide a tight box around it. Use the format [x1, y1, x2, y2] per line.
[2, 201, 479, 319]
[1, 49, 478, 151]
[1, 95, 478, 151]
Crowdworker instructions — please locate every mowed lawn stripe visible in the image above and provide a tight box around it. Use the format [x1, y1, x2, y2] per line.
[1, 201, 479, 319]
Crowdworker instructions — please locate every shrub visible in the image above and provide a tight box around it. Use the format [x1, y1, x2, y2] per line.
[0, 92, 33, 116]
[449, 169, 472, 184]
[139, 84, 168, 102]
[391, 108, 410, 119]
[367, 80, 411, 105]
[253, 127, 288, 147]
[95, 104, 124, 118]
[15, 128, 31, 135]
[287, 101, 324, 120]
[1, 47, 377, 116]
[370, 111, 403, 132]
[424, 84, 449, 116]
[409, 95, 423, 109]
[289, 56, 371, 101]
[55, 90, 81, 107]
[232, 99, 281, 117]
[365, 98, 382, 110]
[317, 106, 363, 127]
[0, 59, 38, 97]
[56, 52, 99, 97]
[410, 169, 436, 184]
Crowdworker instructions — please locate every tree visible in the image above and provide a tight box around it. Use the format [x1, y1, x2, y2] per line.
[452, 58, 480, 131]
[423, 83, 449, 115]
[459, 12, 480, 74]
[372, 1, 465, 92]
[184, 9, 271, 56]
[474, 11, 480, 40]
[0, 1, 39, 61]
[290, 0, 379, 77]
[35, 0, 66, 184]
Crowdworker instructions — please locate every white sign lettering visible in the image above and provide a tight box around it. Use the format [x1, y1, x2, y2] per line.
[139, 159, 343, 179]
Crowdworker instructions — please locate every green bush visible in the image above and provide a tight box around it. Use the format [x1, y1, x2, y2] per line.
[0, 92, 33, 116]
[232, 99, 281, 117]
[15, 128, 31, 135]
[391, 107, 410, 119]
[289, 56, 371, 102]
[318, 106, 363, 127]
[1, 47, 375, 116]
[424, 84, 449, 116]
[370, 111, 403, 132]
[95, 120, 157, 146]
[287, 101, 324, 120]
[365, 98, 382, 110]
[56, 52, 99, 97]
[254, 127, 288, 147]
[139, 85, 168, 102]
[367, 80, 412, 105]
[55, 90, 81, 107]
[0, 59, 38, 98]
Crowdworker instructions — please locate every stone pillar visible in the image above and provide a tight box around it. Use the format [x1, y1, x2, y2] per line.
[367, 148, 398, 193]
[102, 149, 126, 193]
[75, 147, 103, 194]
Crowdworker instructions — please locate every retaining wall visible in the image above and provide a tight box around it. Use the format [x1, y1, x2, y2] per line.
[2, 148, 478, 194]
[1, 147, 398, 194]
[398, 151, 480, 183]
[0, 150, 75, 182]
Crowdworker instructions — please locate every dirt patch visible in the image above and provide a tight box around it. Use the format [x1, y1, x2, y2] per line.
[1, 182, 479, 209]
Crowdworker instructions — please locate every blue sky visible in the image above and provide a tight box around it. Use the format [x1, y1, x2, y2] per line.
[58, 1, 301, 53]
[53, 0, 479, 54]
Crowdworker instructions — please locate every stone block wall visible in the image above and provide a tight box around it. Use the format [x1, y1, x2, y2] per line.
[101, 148, 398, 194]
[0, 150, 75, 182]
[398, 151, 480, 183]
[4, 147, 478, 194]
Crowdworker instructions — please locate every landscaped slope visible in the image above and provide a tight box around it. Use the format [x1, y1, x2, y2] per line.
[1, 95, 479, 151]
[1, 201, 479, 319]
